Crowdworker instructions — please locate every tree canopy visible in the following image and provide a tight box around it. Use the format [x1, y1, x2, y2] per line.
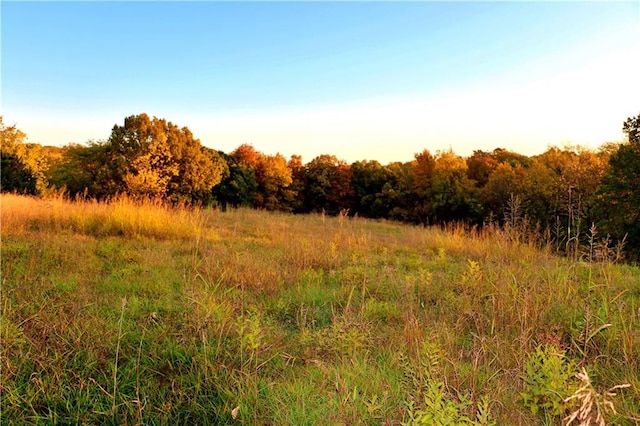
[4, 112, 640, 260]
[595, 113, 640, 259]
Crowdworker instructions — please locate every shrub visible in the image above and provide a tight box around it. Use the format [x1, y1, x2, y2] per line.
[521, 344, 578, 419]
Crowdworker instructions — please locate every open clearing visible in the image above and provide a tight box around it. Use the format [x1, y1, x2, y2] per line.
[1, 194, 639, 424]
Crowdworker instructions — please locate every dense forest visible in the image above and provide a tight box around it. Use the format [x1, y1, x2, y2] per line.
[2, 113, 639, 260]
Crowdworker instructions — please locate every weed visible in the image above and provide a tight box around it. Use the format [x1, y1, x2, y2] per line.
[112, 297, 127, 416]
[403, 381, 495, 426]
[521, 344, 578, 419]
[401, 341, 495, 425]
[563, 367, 630, 426]
[236, 306, 263, 367]
[1, 194, 638, 424]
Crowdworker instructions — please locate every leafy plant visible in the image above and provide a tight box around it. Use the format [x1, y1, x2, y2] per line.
[401, 342, 495, 426]
[521, 344, 578, 418]
[403, 379, 494, 426]
[236, 306, 263, 365]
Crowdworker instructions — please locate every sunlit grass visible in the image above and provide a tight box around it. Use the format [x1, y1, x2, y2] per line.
[1, 193, 207, 240]
[1, 194, 638, 424]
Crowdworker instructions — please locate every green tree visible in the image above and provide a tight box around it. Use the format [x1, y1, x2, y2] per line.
[0, 117, 47, 194]
[304, 154, 338, 213]
[303, 155, 354, 215]
[595, 113, 640, 260]
[481, 162, 524, 222]
[214, 151, 258, 209]
[411, 150, 436, 224]
[381, 161, 417, 222]
[48, 142, 118, 198]
[492, 148, 531, 168]
[622, 113, 640, 144]
[518, 159, 556, 227]
[285, 155, 306, 213]
[351, 160, 392, 218]
[1, 153, 37, 194]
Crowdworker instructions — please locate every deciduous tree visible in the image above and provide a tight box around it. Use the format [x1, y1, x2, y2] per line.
[304, 154, 354, 215]
[429, 150, 479, 223]
[595, 113, 640, 259]
[466, 150, 499, 188]
[410, 150, 436, 223]
[351, 160, 392, 218]
[0, 117, 43, 194]
[48, 142, 118, 198]
[482, 162, 524, 222]
[254, 152, 293, 210]
[107, 114, 225, 200]
[285, 155, 306, 213]
[213, 151, 257, 209]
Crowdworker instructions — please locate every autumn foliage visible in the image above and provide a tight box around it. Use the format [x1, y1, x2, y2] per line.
[2, 112, 639, 259]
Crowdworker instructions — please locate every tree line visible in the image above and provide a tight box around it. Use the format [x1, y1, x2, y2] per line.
[2, 112, 639, 260]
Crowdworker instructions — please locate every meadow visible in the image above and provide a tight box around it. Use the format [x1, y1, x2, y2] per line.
[1, 193, 639, 425]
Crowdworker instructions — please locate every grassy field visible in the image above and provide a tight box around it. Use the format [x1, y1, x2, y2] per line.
[1, 193, 639, 425]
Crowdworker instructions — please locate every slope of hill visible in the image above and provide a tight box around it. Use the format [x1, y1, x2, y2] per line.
[2, 193, 638, 424]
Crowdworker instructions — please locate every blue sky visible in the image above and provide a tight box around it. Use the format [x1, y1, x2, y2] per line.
[2, 1, 639, 164]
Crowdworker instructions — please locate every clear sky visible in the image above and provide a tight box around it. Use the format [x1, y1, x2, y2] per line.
[2, 1, 639, 164]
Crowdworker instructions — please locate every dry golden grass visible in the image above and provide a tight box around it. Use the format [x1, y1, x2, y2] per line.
[1, 193, 208, 240]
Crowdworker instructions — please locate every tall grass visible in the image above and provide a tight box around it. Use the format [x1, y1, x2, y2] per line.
[1, 193, 206, 240]
[1, 194, 638, 424]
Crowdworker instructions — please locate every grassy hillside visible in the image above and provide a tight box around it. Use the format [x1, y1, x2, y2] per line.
[1, 193, 639, 425]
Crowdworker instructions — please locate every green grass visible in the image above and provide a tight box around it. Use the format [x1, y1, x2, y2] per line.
[1, 193, 639, 424]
